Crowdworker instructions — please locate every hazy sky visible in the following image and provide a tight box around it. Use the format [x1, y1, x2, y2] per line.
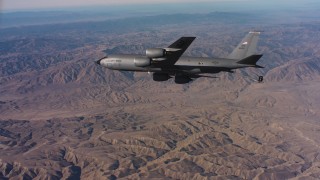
[2, 0, 223, 11]
[2, 0, 318, 11]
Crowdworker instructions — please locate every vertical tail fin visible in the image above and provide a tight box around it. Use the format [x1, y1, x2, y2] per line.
[227, 31, 261, 60]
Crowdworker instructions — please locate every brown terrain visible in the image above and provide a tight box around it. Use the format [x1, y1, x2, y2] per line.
[0, 12, 320, 179]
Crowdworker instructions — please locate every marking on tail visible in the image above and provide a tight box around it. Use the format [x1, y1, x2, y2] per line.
[227, 31, 261, 60]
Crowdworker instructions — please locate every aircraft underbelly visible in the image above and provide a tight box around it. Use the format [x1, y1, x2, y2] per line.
[174, 66, 223, 74]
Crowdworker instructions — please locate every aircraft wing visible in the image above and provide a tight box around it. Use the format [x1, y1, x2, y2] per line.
[154, 37, 196, 67]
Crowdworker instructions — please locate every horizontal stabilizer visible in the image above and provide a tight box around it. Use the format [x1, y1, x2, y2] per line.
[237, 54, 264, 68]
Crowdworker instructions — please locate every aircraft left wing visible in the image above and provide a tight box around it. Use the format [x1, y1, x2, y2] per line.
[154, 37, 196, 67]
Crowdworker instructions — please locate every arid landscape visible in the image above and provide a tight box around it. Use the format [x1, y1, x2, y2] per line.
[1, 7, 320, 180]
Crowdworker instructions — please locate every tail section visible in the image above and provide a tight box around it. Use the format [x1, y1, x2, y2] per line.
[227, 31, 261, 60]
[237, 54, 264, 68]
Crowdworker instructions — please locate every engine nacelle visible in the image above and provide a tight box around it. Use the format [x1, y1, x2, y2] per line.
[134, 57, 150, 67]
[146, 48, 166, 58]
[153, 73, 171, 81]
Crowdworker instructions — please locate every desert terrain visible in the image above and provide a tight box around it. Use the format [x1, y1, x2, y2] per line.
[0, 9, 320, 179]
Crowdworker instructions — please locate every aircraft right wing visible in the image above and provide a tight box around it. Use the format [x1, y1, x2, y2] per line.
[154, 37, 196, 67]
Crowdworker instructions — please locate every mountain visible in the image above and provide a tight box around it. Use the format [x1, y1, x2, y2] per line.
[1, 11, 320, 179]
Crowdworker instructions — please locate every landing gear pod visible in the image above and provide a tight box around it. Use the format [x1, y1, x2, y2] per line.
[174, 75, 192, 84]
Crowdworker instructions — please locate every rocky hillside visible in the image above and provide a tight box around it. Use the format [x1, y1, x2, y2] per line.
[1, 12, 320, 179]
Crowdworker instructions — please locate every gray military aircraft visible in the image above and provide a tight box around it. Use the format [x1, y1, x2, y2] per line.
[96, 31, 264, 84]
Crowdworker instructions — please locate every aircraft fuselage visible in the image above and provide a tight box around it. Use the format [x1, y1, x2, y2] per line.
[99, 54, 254, 75]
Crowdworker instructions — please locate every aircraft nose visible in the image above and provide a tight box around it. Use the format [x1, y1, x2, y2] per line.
[96, 57, 106, 65]
[96, 59, 102, 65]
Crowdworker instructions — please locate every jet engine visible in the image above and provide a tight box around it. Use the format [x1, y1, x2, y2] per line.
[134, 57, 150, 67]
[146, 48, 166, 58]
[153, 73, 171, 81]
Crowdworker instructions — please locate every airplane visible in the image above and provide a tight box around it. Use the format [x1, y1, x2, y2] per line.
[96, 31, 264, 84]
